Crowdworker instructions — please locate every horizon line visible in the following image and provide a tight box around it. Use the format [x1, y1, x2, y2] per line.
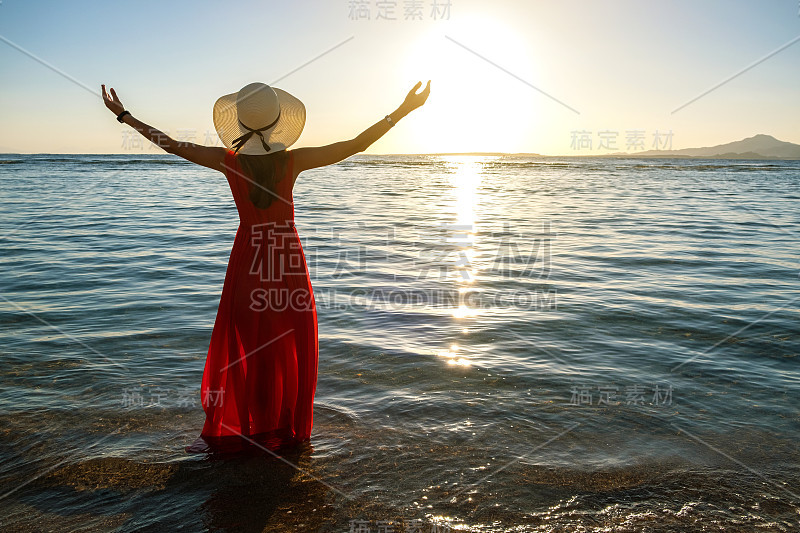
[3, 152, 799, 161]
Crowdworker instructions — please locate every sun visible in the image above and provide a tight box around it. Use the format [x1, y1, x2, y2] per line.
[399, 13, 539, 154]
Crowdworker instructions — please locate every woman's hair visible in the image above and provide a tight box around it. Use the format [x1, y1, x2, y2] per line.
[237, 150, 290, 209]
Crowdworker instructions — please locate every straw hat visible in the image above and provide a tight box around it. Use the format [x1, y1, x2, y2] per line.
[212, 82, 305, 155]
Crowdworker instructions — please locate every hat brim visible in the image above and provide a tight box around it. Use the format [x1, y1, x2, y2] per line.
[213, 87, 306, 155]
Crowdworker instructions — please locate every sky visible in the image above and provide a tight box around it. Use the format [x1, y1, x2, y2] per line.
[0, 0, 798, 155]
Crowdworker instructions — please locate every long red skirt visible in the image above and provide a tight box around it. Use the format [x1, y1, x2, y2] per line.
[186, 149, 318, 454]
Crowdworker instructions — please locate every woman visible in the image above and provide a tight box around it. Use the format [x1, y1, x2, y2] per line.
[101, 80, 431, 454]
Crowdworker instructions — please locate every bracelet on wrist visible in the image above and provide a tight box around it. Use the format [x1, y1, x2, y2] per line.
[116, 110, 131, 123]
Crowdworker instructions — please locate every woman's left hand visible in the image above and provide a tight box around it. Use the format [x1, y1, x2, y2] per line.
[400, 80, 431, 114]
[101, 84, 125, 116]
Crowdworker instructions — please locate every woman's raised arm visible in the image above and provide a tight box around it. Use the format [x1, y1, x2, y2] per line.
[102, 84, 226, 172]
[292, 80, 431, 175]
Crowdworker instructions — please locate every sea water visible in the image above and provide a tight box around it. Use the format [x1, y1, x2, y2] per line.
[1, 154, 798, 531]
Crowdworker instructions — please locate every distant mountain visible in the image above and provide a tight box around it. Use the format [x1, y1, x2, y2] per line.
[611, 134, 800, 160]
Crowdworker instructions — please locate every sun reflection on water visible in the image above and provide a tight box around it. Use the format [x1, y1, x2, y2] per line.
[433, 156, 499, 367]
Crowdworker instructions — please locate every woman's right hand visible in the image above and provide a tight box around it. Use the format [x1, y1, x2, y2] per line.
[101, 84, 126, 117]
[400, 80, 431, 113]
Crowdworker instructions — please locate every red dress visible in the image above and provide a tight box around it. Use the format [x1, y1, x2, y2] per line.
[186, 149, 318, 454]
